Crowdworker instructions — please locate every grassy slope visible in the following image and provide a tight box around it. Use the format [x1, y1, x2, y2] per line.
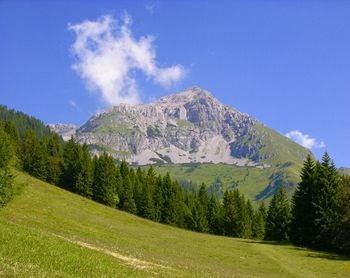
[0, 171, 349, 277]
[150, 124, 310, 203]
[150, 163, 301, 203]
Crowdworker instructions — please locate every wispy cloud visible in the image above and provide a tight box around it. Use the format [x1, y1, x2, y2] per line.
[69, 13, 185, 106]
[145, 3, 155, 14]
[285, 130, 325, 150]
[68, 99, 80, 111]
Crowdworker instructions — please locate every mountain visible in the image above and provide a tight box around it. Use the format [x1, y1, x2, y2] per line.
[339, 167, 350, 176]
[49, 123, 77, 141]
[65, 87, 310, 166]
[51, 87, 311, 200]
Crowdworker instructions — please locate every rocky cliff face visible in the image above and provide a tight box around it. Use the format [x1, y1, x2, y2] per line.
[49, 124, 77, 141]
[53, 87, 310, 167]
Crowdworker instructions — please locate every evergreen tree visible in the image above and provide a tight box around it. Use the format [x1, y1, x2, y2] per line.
[119, 176, 137, 214]
[0, 127, 14, 207]
[92, 153, 119, 207]
[73, 144, 93, 198]
[119, 159, 129, 179]
[153, 175, 164, 222]
[265, 186, 291, 241]
[333, 175, 350, 253]
[290, 155, 317, 245]
[207, 194, 223, 235]
[137, 168, 155, 219]
[312, 153, 344, 250]
[161, 173, 179, 225]
[252, 202, 267, 239]
[21, 129, 38, 174]
[45, 134, 62, 185]
[61, 137, 81, 190]
[4, 120, 20, 156]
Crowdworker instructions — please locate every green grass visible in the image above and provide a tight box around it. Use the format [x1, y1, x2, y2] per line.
[0, 171, 349, 277]
[150, 163, 302, 203]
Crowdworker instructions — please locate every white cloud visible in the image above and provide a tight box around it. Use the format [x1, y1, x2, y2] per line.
[285, 130, 326, 149]
[69, 13, 185, 106]
[145, 3, 155, 14]
[68, 100, 79, 110]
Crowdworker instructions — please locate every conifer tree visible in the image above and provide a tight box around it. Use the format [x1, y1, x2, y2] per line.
[290, 155, 316, 245]
[312, 153, 344, 249]
[61, 137, 81, 190]
[265, 186, 291, 241]
[207, 194, 223, 235]
[161, 173, 178, 225]
[30, 140, 48, 180]
[92, 153, 119, 207]
[21, 129, 38, 174]
[45, 134, 63, 185]
[0, 126, 14, 206]
[252, 202, 267, 239]
[119, 176, 137, 214]
[73, 144, 93, 198]
[153, 175, 164, 222]
[4, 120, 19, 153]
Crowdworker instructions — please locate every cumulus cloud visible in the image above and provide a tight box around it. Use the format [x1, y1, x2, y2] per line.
[285, 130, 326, 150]
[69, 14, 185, 106]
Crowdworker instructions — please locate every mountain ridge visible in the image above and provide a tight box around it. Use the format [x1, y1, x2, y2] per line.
[51, 87, 310, 168]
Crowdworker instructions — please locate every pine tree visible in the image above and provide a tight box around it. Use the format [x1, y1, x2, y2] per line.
[0, 126, 14, 207]
[21, 129, 38, 174]
[61, 137, 81, 190]
[73, 144, 93, 198]
[161, 173, 179, 225]
[0, 126, 15, 169]
[252, 202, 267, 239]
[153, 175, 164, 222]
[119, 176, 137, 214]
[92, 153, 119, 207]
[45, 134, 62, 185]
[312, 153, 344, 250]
[265, 186, 291, 241]
[290, 155, 316, 245]
[30, 140, 48, 180]
[137, 168, 155, 219]
[207, 194, 223, 235]
[4, 120, 19, 155]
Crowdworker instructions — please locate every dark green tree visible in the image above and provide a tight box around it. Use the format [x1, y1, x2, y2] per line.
[290, 155, 317, 245]
[0, 126, 14, 207]
[265, 186, 291, 241]
[252, 202, 267, 239]
[207, 194, 223, 235]
[312, 153, 344, 249]
[92, 153, 119, 207]
[119, 176, 136, 214]
[73, 144, 93, 198]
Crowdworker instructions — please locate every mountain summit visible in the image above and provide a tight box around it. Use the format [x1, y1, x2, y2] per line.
[54, 87, 309, 167]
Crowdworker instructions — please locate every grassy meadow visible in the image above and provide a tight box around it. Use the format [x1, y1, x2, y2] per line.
[0, 171, 349, 277]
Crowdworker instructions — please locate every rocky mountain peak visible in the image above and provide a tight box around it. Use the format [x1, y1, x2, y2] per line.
[50, 87, 309, 168]
[158, 86, 215, 106]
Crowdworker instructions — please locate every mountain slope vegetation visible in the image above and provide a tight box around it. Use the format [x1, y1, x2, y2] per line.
[0, 171, 349, 277]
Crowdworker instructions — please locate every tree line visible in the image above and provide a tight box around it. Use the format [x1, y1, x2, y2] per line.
[0, 116, 349, 254]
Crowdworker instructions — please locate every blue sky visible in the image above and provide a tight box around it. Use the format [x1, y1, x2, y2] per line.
[0, 1, 349, 167]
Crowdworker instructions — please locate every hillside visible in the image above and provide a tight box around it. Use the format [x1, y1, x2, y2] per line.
[147, 162, 301, 202]
[50, 87, 311, 201]
[1, 171, 349, 277]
